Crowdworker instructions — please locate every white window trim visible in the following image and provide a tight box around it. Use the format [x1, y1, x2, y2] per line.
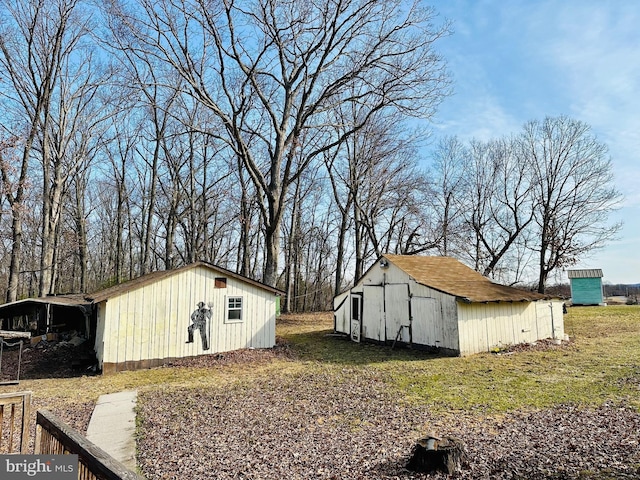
[225, 296, 243, 323]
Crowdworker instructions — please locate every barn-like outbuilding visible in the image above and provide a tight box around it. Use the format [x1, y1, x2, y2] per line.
[334, 254, 565, 356]
[0, 262, 282, 374]
[567, 269, 605, 306]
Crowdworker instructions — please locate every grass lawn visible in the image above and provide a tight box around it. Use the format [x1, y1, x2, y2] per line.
[277, 306, 640, 413]
[2, 305, 639, 478]
[3, 305, 639, 415]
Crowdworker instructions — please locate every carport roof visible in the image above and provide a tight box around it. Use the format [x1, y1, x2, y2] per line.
[383, 254, 552, 303]
[0, 294, 92, 317]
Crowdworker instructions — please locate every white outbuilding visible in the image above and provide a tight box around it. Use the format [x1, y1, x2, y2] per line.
[90, 262, 282, 373]
[334, 254, 564, 356]
[0, 262, 282, 374]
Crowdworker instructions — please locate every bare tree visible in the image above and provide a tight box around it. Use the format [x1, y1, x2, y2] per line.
[103, 0, 450, 286]
[456, 138, 537, 283]
[480, 138, 536, 282]
[326, 107, 438, 285]
[0, 0, 90, 300]
[38, 47, 109, 295]
[429, 136, 467, 256]
[521, 116, 622, 293]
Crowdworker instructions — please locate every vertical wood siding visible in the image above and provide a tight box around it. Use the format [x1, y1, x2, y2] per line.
[335, 261, 564, 356]
[99, 266, 276, 372]
[340, 263, 461, 350]
[534, 300, 565, 340]
[409, 284, 460, 351]
[333, 292, 350, 334]
[457, 300, 565, 355]
[362, 285, 384, 341]
[570, 277, 604, 305]
[384, 283, 410, 343]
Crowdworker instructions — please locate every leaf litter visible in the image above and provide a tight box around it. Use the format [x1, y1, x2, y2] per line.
[136, 367, 640, 480]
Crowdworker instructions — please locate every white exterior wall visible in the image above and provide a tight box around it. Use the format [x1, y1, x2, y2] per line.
[96, 266, 276, 372]
[457, 299, 565, 356]
[409, 283, 460, 352]
[334, 260, 565, 356]
[333, 292, 350, 334]
[534, 300, 565, 340]
[337, 262, 460, 351]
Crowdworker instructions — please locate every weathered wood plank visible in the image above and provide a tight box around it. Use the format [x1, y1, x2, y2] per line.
[36, 410, 144, 480]
[0, 390, 31, 453]
[0, 330, 31, 339]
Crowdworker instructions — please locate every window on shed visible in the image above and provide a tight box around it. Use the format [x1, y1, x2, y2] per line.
[351, 296, 361, 321]
[226, 296, 243, 322]
[215, 277, 227, 288]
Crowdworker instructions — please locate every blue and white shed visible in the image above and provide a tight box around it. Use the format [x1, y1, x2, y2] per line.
[567, 269, 605, 306]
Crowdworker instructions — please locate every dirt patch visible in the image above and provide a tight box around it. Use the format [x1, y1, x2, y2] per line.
[159, 340, 297, 369]
[0, 340, 98, 382]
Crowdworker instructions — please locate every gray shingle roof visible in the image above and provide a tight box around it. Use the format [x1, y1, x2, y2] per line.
[567, 269, 603, 279]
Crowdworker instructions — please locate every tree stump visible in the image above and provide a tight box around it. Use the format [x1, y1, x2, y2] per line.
[406, 435, 467, 474]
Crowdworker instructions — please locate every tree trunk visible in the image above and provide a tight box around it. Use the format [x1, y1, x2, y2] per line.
[263, 219, 280, 288]
[334, 210, 350, 297]
[407, 436, 467, 475]
[6, 213, 23, 303]
[74, 176, 88, 292]
[39, 150, 65, 296]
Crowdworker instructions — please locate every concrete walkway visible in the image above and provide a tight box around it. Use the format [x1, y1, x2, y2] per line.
[86, 390, 138, 472]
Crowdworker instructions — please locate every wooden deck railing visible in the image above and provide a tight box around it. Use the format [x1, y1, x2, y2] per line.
[0, 390, 31, 454]
[35, 409, 144, 480]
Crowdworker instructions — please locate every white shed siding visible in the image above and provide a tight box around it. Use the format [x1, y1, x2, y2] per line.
[334, 256, 565, 356]
[534, 300, 565, 340]
[333, 292, 350, 334]
[457, 302, 526, 355]
[457, 300, 565, 355]
[362, 285, 384, 341]
[94, 300, 107, 366]
[408, 282, 460, 351]
[385, 283, 410, 343]
[336, 262, 464, 350]
[410, 297, 439, 345]
[99, 265, 276, 372]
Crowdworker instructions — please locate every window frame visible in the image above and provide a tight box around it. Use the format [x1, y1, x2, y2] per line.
[225, 296, 243, 323]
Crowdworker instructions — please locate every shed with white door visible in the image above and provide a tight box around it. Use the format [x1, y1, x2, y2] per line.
[90, 261, 282, 373]
[334, 254, 564, 356]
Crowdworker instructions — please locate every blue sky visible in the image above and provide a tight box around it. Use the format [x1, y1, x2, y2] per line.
[425, 0, 640, 285]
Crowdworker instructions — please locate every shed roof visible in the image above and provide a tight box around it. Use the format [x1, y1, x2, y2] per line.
[88, 261, 283, 303]
[383, 254, 550, 303]
[567, 269, 603, 279]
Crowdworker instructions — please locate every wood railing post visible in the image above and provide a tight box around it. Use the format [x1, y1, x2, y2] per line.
[0, 390, 31, 454]
[35, 410, 144, 480]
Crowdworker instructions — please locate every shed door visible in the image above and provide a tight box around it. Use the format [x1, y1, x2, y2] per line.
[385, 284, 410, 343]
[411, 297, 441, 347]
[362, 285, 384, 341]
